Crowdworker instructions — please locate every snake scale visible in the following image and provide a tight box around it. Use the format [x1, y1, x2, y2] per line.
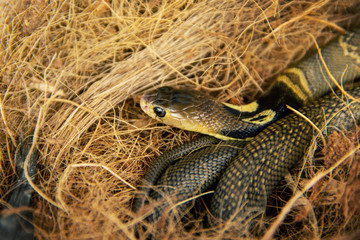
[133, 27, 360, 233]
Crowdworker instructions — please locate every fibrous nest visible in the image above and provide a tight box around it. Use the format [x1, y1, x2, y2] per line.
[0, 0, 360, 239]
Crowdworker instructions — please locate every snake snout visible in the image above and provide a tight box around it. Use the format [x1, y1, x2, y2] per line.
[140, 96, 150, 113]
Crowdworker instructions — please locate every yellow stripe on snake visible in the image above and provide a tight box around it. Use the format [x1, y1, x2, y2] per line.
[133, 28, 360, 236]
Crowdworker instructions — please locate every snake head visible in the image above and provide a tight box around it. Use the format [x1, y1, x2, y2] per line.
[140, 86, 220, 135]
[140, 86, 276, 140]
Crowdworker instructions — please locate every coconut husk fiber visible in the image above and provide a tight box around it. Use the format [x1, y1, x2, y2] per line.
[1, 0, 360, 239]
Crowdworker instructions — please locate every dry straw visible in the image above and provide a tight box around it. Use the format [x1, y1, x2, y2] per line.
[1, 0, 360, 239]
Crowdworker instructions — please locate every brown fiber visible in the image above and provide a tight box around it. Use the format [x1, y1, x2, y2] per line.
[1, 0, 360, 239]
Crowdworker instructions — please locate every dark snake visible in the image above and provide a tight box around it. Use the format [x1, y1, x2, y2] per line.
[133, 28, 360, 233]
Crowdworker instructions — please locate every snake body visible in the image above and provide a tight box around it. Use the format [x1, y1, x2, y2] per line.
[134, 28, 360, 230]
[211, 88, 360, 222]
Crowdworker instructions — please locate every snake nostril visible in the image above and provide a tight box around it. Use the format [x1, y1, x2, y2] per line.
[140, 97, 149, 112]
[142, 104, 148, 111]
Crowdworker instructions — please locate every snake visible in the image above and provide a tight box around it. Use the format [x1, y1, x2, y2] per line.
[0, 136, 36, 239]
[133, 28, 360, 232]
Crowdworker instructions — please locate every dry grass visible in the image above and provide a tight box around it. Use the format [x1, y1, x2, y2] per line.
[1, 0, 360, 239]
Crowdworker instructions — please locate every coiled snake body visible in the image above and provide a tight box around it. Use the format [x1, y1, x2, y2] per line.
[134, 28, 360, 231]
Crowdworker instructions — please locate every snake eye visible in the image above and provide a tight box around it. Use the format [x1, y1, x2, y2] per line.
[153, 107, 166, 118]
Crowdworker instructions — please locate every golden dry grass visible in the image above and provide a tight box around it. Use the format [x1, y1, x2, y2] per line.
[1, 0, 360, 239]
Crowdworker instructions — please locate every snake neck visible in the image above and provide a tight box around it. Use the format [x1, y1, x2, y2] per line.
[218, 81, 305, 140]
[218, 28, 360, 140]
